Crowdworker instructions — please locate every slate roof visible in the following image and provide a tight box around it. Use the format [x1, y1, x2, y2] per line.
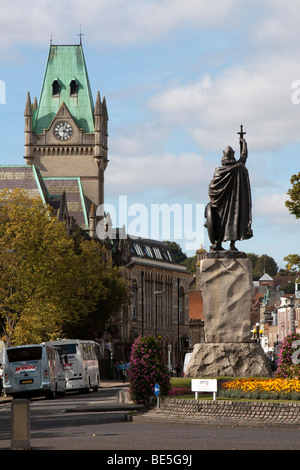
[0, 165, 48, 203]
[44, 177, 89, 230]
[0, 165, 89, 231]
[127, 235, 174, 263]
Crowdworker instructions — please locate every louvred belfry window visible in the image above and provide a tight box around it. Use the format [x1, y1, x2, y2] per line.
[52, 79, 60, 96]
[70, 79, 78, 96]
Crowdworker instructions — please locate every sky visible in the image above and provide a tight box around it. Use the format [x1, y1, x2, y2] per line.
[0, 0, 300, 269]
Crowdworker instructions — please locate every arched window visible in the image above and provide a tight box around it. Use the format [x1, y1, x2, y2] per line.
[70, 79, 78, 96]
[52, 79, 60, 96]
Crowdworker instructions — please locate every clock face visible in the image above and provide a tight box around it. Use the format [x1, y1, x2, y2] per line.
[54, 122, 73, 140]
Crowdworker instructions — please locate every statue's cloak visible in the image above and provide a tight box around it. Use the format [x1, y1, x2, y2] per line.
[208, 159, 253, 243]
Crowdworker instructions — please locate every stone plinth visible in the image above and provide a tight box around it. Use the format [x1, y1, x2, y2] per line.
[200, 256, 252, 343]
[185, 343, 272, 377]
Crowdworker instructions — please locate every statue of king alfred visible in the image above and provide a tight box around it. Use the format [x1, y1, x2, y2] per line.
[205, 125, 253, 252]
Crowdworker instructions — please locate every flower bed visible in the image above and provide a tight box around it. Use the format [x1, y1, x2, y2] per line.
[219, 377, 300, 400]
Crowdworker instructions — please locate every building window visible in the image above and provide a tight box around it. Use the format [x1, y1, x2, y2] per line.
[165, 280, 173, 329]
[179, 287, 185, 324]
[70, 79, 78, 96]
[145, 276, 153, 328]
[131, 280, 138, 319]
[153, 247, 162, 259]
[145, 245, 153, 257]
[52, 79, 60, 96]
[133, 243, 144, 257]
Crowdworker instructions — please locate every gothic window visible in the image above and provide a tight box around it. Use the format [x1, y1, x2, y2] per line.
[70, 79, 78, 96]
[52, 79, 60, 96]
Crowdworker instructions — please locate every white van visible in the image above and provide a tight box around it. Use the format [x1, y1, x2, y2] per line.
[2, 342, 66, 399]
[183, 352, 192, 376]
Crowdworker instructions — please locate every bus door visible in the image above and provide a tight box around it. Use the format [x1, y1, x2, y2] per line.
[60, 343, 83, 390]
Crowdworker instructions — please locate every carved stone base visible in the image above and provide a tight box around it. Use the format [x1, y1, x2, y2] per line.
[185, 343, 272, 378]
[200, 257, 252, 343]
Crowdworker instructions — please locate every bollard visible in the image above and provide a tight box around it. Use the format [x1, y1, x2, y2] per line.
[11, 399, 31, 450]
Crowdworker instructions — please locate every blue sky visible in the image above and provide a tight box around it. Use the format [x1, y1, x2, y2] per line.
[0, 0, 300, 269]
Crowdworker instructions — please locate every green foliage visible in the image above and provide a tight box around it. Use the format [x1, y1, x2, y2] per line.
[182, 255, 196, 273]
[286, 172, 300, 219]
[128, 336, 171, 404]
[253, 254, 278, 278]
[284, 254, 300, 283]
[0, 189, 128, 345]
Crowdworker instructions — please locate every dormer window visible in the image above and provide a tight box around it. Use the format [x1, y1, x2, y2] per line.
[52, 79, 60, 96]
[70, 79, 78, 96]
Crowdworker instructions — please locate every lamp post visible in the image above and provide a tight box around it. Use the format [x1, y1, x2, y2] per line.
[155, 290, 164, 337]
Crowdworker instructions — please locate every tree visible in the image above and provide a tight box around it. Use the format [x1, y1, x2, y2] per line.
[251, 254, 278, 280]
[246, 253, 259, 271]
[286, 172, 300, 219]
[0, 189, 128, 345]
[284, 254, 300, 283]
[182, 255, 196, 273]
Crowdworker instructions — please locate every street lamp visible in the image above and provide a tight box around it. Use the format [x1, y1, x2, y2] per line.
[155, 290, 164, 337]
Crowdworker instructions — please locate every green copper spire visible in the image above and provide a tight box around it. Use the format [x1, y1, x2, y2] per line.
[33, 45, 95, 134]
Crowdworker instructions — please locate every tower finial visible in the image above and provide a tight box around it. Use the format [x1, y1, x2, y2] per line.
[77, 25, 85, 45]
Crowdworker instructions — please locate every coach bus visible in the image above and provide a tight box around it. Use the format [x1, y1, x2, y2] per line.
[2, 342, 66, 399]
[50, 339, 101, 393]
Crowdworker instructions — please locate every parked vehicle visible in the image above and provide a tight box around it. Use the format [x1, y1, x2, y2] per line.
[50, 339, 101, 392]
[2, 342, 66, 399]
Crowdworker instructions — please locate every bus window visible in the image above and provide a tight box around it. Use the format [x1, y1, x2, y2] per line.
[7, 347, 42, 363]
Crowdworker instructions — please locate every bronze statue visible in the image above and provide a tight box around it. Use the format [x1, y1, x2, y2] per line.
[205, 125, 253, 252]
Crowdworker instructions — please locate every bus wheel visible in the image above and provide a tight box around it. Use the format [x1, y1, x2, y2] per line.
[47, 387, 57, 399]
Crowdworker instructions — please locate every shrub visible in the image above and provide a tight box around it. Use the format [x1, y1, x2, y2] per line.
[128, 336, 171, 404]
[276, 333, 300, 379]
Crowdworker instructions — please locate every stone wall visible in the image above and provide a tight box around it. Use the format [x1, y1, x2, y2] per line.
[143, 397, 300, 425]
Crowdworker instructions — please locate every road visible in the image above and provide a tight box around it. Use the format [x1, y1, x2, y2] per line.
[0, 384, 300, 454]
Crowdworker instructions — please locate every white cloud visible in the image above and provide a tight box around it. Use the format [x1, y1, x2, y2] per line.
[0, 0, 240, 55]
[148, 57, 300, 154]
[254, 193, 300, 228]
[106, 151, 214, 200]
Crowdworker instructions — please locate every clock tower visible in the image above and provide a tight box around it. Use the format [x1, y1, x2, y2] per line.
[24, 43, 108, 223]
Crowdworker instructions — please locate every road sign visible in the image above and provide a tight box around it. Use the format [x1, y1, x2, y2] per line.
[154, 384, 160, 396]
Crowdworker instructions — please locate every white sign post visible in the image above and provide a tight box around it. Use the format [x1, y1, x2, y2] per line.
[191, 379, 218, 401]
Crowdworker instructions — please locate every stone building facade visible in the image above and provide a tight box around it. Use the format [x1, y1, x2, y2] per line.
[106, 232, 192, 369]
